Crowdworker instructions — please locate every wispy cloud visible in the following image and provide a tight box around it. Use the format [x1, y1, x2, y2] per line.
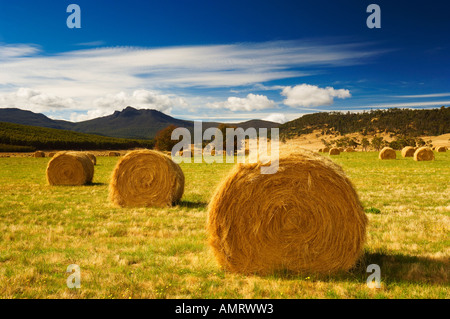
[393, 93, 450, 98]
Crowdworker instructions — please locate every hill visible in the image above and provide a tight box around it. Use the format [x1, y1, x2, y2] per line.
[0, 121, 154, 152]
[280, 107, 450, 139]
[0, 107, 280, 139]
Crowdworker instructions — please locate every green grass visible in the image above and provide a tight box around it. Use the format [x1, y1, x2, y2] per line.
[0, 151, 448, 299]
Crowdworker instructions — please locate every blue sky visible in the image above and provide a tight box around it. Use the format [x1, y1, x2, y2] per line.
[0, 0, 449, 123]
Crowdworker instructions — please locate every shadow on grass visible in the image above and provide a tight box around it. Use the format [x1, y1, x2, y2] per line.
[267, 251, 448, 286]
[178, 200, 208, 209]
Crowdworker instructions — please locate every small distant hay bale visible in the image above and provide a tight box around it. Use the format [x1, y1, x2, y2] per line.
[109, 151, 121, 157]
[33, 151, 45, 158]
[436, 146, 447, 152]
[109, 150, 185, 208]
[85, 153, 97, 165]
[345, 147, 355, 152]
[338, 147, 344, 152]
[329, 147, 340, 155]
[207, 149, 368, 275]
[46, 152, 94, 186]
[414, 147, 435, 161]
[401, 146, 415, 158]
[379, 147, 396, 160]
[48, 152, 56, 158]
[322, 147, 330, 153]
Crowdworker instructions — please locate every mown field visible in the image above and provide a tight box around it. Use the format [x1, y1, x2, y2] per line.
[0, 151, 448, 299]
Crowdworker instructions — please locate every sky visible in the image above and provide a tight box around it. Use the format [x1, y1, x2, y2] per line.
[0, 0, 449, 123]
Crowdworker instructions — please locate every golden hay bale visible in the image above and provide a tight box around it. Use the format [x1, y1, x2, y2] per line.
[414, 147, 435, 161]
[344, 147, 355, 152]
[379, 147, 396, 160]
[109, 150, 185, 208]
[329, 147, 340, 155]
[436, 146, 447, 152]
[85, 153, 97, 165]
[46, 152, 94, 186]
[109, 151, 121, 157]
[207, 149, 368, 275]
[48, 152, 56, 158]
[338, 147, 344, 152]
[401, 146, 415, 158]
[33, 151, 45, 158]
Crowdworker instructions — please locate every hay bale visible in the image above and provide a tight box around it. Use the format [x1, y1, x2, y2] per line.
[207, 149, 368, 275]
[322, 147, 330, 153]
[48, 152, 56, 158]
[109, 150, 185, 208]
[338, 147, 344, 152]
[344, 147, 355, 152]
[401, 146, 415, 158]
[414, 147, 435, 161]
[109, 152, 121, 157]
[329, 147, 340, 155]
[33, 151, 45, 158]
[379, 147, 396, 160]
[46, 152, 94, 186]
[85, 153, 97, 165]
[436, 146, 447, 152]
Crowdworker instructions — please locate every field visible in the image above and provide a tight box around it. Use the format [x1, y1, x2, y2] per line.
[0, 151, 449, 299]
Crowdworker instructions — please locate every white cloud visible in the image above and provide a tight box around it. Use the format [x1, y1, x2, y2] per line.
[263, 113, 288, 124]
[0, 88, 76, 113]
[208, 93, 276, 111]
[281, 84, 351, 108]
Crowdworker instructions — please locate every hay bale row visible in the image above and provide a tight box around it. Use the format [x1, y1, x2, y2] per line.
[207, 149, 367, 275]
[46, 152, 94, 186]
[109, 150, 184, 208]
[318, 147, 330, 153]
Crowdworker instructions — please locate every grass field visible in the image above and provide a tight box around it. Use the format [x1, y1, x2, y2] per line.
[0, 151, 448, 299]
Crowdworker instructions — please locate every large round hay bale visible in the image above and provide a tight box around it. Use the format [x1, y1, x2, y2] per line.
[414, 147, 435, 161]
[345, 147, 355, 152]
[46, 152, 94, 186]
[85, 153, 97, 165]
[329, 147, 340, 155]
[33, 151, 45, 158]
[207, 149, 368, 275]
[401, 146, 415, 158]
[436, 146, 447, 152]
[379, 147, 396, 160]
[109, 150, 185, 208]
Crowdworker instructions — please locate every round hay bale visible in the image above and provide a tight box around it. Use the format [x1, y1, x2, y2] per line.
[109, 151, 121, 157]
[414, 147, 435, 161]
[344, 147, 355, 152]
[33, 151, 45, 158]
[322, 147, 330, 153]
[436, 146, 447, 152]
[329, 147, 340, 155]
[379, 147, 396, 160]
[46, 152, 94, 186]
[85, 153, 97, 165]
[338, 147, 344, 152]
[401, 146, 415, 158]
[109, 150, 185, 208]
[207, 149, 368, 275]
[48, 152, 56, 158]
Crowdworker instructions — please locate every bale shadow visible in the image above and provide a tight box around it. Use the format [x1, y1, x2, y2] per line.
[178, 200, 208, 209]
[267, 251, 448, 286]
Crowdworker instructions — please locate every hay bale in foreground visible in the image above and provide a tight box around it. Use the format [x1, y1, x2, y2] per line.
[401, 146, 415, 158]
[46, 152, 94, 186]
[85, 153, 97, 165]
[207, 149, 368, 275]
[414, 147, 434, 161]
[379, 147, 396, 160]
[109, 152, 121, 157]
[109, 150, 184, 208]
[33, 151, 45, 158]
[329, 147, 340, 155]
[345, 147, 355, 152]
[436, 146, 447, 152]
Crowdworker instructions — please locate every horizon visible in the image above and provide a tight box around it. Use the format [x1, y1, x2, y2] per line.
[1, 1, 449, 124]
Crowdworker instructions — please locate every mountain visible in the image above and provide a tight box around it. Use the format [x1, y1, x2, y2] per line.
[0, 107, 280, 139]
